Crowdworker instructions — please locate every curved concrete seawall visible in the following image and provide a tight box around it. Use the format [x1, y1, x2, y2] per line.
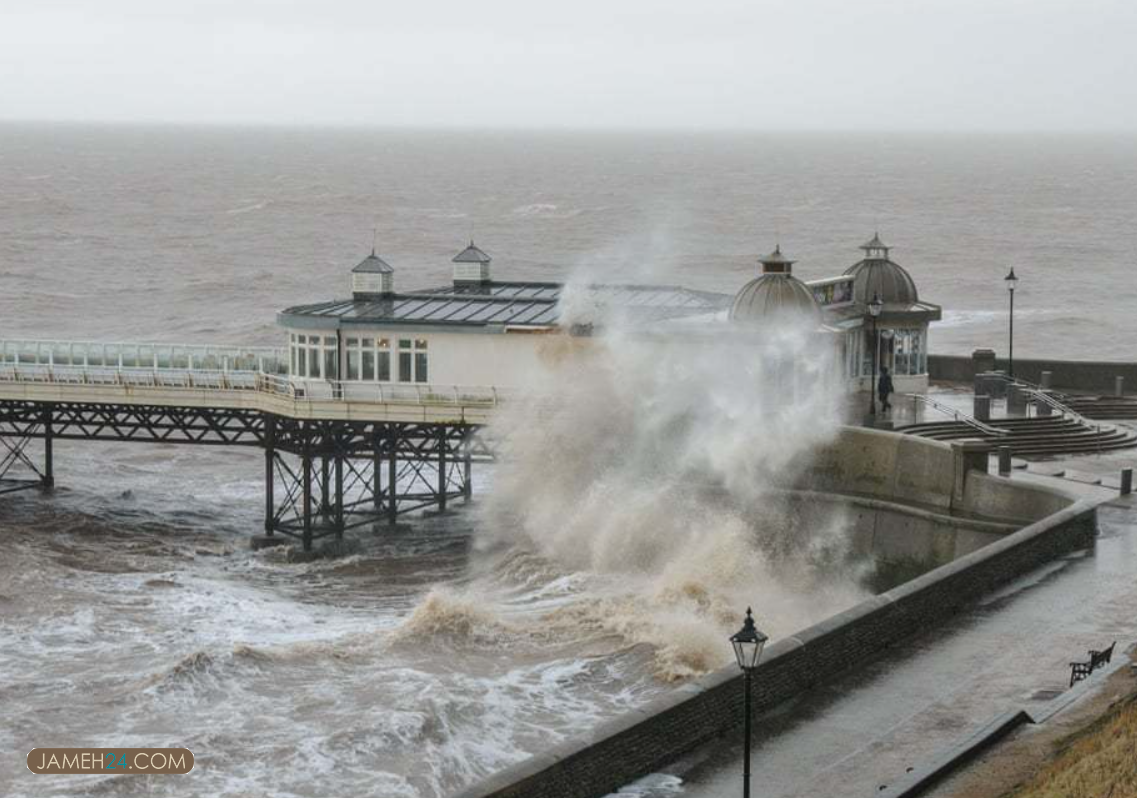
[798, 427, 1071, 524]
[928, 353, 1137, 393]
[452, 427, 1095, 798]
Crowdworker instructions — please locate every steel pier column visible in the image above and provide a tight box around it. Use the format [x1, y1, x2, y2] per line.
[41, 404, 54, 490]
[301, 431, 313, 552]
[333, 452, 344, 540]
[463, 433, 472, 502]
[387, 426, 398, 525]
[264, 415, 275, 535]
[373, 447, 382, 510]
[437, 426, 447, 512]
[320, 455, 331, 519]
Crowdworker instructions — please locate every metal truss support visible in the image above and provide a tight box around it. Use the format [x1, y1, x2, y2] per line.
[438, 425, 448, 513]
[41, 404, 54, 490]
[0, 400, 487, 549]
[463, 431, 473, 502]
[263, 420, 474, 551]
[264, 414, 276, 536]
[0, 421, 50, 495]
[0, 400, 265, 446]
[387, 426, 398, 524]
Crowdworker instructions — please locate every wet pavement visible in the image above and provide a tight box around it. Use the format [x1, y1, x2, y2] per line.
[614, 420, 1137, 798]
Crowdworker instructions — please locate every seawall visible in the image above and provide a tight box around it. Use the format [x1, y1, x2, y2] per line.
[452, 428, 1095, 798]
[929, 353, 1137, 393]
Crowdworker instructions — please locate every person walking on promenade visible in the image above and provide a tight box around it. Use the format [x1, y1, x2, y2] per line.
[878, 365, 895, 412]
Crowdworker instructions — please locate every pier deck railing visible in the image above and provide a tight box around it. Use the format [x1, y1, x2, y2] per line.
[0, 363, 501, 410]
[0, 337, 289, 374]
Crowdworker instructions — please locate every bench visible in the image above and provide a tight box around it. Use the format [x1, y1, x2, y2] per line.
[1070, 641, 1116, 687]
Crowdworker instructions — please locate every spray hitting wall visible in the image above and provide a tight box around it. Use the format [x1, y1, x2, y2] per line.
[471, 277, 871, 679]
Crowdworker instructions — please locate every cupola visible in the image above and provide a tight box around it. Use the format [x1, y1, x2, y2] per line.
[452, 241, 492, 286]
[842, 233, 919, 306]
[351, 248, 395, 299]
[728, 245, 822, 325]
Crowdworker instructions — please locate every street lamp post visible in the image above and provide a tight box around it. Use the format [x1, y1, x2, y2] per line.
[731, 607, 769, 798]
[868, 293, 883, 418]
[1005, 268, 1018, 379]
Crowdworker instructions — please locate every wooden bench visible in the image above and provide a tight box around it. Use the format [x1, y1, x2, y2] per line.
[1070, 641, 1116, 687]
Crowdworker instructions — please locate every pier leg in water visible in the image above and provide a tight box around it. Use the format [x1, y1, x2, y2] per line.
[41, 404, 54, 491]
[333, 453, 344, 540]
[463, 433, 472, 502]
[373, 445, 381, 511]
[302, 434, 313, 552]
[438, 426, 447, 513]
[263, 415, 275, 536]
[387, 426, 398, 525]
[320, 455, 331, 520]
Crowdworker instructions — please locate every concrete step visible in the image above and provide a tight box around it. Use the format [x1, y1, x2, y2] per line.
[1063, 397, 1137, 419]
[900, 414, 1137, 457]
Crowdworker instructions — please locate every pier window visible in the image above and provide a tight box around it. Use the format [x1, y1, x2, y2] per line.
[343, 337, 392, 381]
[307, 337, 320, 378]
[289, 333, 338, 380]
[398, 338, 429, 383]
[323, 337, 338, 380]
[374, 339, 392, 381]
[346, 338, 360, 380]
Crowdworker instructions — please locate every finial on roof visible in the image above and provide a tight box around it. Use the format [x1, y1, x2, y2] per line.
[860, 232, 889, 254]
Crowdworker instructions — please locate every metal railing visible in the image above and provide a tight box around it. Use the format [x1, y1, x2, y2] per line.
[1022, 387, 1101, 432]
[0, 337, 288, 375]
[1021, 387, 1112, 456]
[907, 393, 1009, 437]
[976, 374, 1108, 451]
[0, 364, 501, 409]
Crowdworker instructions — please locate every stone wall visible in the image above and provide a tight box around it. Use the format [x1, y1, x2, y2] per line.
[929, 353, 1137, 393]
[452, 434, 1095, 798]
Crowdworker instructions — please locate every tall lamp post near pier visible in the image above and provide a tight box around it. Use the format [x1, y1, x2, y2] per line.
[731, 607, 769, 798]
[1004, 267, 1018, 378]
[868, 293, 883, 417]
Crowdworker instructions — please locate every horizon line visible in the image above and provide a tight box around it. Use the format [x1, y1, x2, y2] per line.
[1, 116, 1135, 136]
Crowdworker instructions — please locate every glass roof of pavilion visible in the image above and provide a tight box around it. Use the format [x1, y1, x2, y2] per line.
[279, 282, 733, 329]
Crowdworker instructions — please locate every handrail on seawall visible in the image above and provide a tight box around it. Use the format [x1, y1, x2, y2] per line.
[0, 363, 501, 408]
[1023, 387, 1098, 429]
[907, 393, 1008, 437]
[984, 373, 1096, 428]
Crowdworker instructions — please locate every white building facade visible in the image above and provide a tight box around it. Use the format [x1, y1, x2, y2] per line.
[276, 236, 940, 395]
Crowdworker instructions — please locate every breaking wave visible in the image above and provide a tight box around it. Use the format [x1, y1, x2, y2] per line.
[475, 277, 866, 680]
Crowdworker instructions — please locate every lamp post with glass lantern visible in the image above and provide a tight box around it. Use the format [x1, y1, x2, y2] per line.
[731, 607, 769, 798]
[1005, 268, 1018, 378]
[868, 293, 883, 417]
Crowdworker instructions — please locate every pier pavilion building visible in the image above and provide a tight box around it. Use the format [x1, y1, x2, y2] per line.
[276, 235, 940, 396]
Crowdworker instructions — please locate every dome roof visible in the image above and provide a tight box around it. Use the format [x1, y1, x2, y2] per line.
[729, 273, 822, 325]
[843, 259, 918, 305]
[842, 235, 918, 305]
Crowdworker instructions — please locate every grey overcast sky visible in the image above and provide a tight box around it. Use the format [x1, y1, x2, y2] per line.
[1, 0, 1133, 130]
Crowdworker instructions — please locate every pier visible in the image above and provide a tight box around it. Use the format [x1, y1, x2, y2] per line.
[0, 338, 496, 551]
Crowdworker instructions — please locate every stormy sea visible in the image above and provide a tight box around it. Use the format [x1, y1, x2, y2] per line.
[2, 124, 1135, 797]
